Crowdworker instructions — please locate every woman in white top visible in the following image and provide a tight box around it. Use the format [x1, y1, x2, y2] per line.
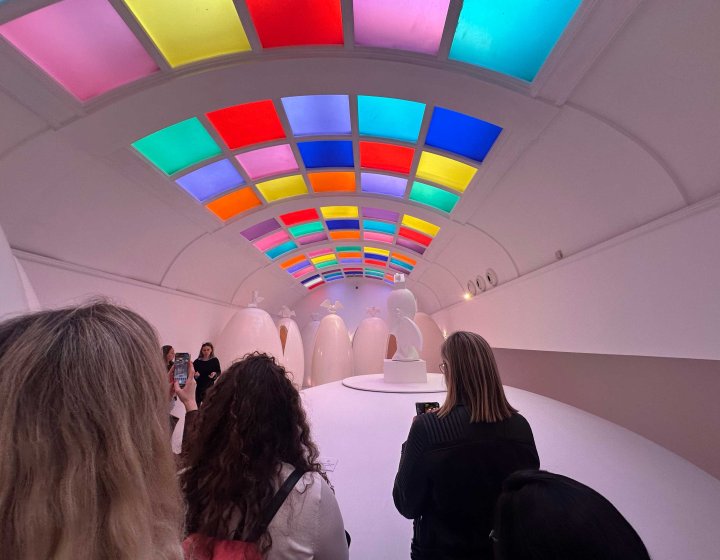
[177, 352, 348, 560]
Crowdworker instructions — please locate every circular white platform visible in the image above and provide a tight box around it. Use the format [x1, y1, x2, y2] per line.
[341, 372, 446, 393]
[301, 382, 720, 560]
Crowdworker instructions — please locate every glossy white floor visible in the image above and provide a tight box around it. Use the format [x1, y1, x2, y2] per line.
[302, 381, 720, 560]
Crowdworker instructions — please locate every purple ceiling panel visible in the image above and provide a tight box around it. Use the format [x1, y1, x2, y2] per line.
[298, 232, 328, 245]
[396, 237, 427, 254]
[362, 207, 400, 222]
[240, 218, 281, 241]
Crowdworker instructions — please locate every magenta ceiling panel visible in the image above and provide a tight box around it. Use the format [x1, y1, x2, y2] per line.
[353, 0, 451, 55]
[236, 144, 299, 180]
[0, 0, 159, 101]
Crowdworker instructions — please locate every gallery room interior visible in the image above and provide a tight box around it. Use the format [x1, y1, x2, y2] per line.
[1, 1, 719, 558]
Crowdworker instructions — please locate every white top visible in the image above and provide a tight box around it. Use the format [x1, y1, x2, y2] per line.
[267, 463, 349, 560]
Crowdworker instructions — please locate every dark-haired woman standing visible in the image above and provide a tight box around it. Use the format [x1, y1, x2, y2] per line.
[393, 331, 540, 560]
[176, 353, 348, 560]
[192, 342, 220, 406]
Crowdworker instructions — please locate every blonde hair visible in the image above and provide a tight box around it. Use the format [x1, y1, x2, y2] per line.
[0, 302, 184, 560]
[437, 331, 517, 423]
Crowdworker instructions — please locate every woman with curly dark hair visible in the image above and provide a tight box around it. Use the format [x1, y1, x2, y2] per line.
[176, 352, 348, 560]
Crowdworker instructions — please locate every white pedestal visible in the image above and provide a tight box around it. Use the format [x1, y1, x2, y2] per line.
[383, 359, 427, 383]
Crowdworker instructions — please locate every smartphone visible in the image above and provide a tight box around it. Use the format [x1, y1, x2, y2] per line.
[174, 352, 190, 387]
[415, 402, 440, 415]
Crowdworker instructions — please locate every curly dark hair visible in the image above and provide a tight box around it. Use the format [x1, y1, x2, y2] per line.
[181, 352, 326, 555]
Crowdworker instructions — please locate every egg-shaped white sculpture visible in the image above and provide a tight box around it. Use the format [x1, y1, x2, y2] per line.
[277, 306, 304, 389]
[301, 312, 321, 388]
[311, 301, 353, 385]
[353, 307, 389, 376]
[415, 312, 444, 373]
[215, 292, 282, 366]
[13, 257, 41, 311]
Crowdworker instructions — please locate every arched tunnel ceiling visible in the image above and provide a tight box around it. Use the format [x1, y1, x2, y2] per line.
[1, 0, 719, 314]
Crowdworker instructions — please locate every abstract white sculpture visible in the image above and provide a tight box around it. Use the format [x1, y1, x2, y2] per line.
[353, 306, 389, 376]
[277, 306, 304, 389]
[387, 274, 423, 361]
[311, 300, 353, 385]
[301, 312, 321, 388]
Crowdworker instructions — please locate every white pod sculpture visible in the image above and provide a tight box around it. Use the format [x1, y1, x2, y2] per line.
[301, 312, 321, 388]
[415, 312, 444, 373]
[215, 291, 283, 366]
[0, 223, 33, 318]
[277, 306, 304, 389]
[353, 306, 389, 376]
[311, 300, 353, 386]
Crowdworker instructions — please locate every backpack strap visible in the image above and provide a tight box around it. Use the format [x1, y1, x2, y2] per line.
[248, 467, 305, 542]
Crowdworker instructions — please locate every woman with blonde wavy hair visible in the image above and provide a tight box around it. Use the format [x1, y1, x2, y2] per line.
[0, 302, 185, 560]
[393, 331, 540, 560]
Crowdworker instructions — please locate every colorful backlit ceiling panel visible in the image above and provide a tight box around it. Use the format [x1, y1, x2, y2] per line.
[131, 94, 501, 221]
[0, 0, 582, 100]
[239, 205, 434, 289]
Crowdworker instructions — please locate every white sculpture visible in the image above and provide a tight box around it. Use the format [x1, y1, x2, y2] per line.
[301, 312, 321, 388]
[353, 306, 389, 376]
[387, 274, 423, 361]
[312, 300, 353, 385]
[277, 306, 304, 389]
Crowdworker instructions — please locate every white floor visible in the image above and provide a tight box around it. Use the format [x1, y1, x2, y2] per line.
[302, 381, 720, 560]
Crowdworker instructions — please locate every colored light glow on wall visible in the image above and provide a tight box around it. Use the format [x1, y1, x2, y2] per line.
[409, 181, 460, 213]
[321, 206, 359, 219]
[358, 96, 426, 142]
[298, 140, 354, 168]
[308, 172, 356, 192]
[402, 214, 440, 236]
[253, 230, 291, 252]
[246, 0, 343, 48]
[175, 159, 244, 202]
[123, 0, 250, 67]
[361, 173, 407, 197]
[205, 187, 261, 221]
[353, 0, 451, 55]
[236, 144, 298, 180]
[282, 95, 351, 136]
[206, 100, 285, 149]
[255, 175, 308, 202]
[0, 0, 158, 101]
[360, 141, 414, 174]
[416, 151, 476, 192]
[280, 208, 319, 226]
[448, 0, 582, 81]
[133, 118, 221, 175]
[426, 107, 502, 162]
[241, 218, 281, 241]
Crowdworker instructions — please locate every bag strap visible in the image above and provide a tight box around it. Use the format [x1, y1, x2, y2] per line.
[248, 467, 305, 542]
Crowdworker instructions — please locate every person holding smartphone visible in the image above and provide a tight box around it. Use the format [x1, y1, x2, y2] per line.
[393, 331, 540, 560]
[192, 342, 220, 405]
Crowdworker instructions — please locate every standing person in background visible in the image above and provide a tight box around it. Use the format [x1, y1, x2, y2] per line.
[0, 302, 184, 560]
[163, 345, 175, 370]
[193, 342, 220, 406]
[393, 331, 539, 560]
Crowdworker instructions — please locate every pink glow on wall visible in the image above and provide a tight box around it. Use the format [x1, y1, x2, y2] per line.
[353, 0, 451, 55]
[0, 0, 159, 101]
[236, 144, 299, 180]
[253, 230, 290, 251]
[364, 231, 394, 244]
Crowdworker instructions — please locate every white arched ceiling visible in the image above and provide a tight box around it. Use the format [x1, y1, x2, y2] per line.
[0, 0, 717, 317]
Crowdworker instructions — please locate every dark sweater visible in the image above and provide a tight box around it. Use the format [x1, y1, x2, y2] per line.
[393, 406, 539, 560]
[193, 357, 220, 404]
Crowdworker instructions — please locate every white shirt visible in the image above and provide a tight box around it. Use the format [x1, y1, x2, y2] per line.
[267, 463, 349, 560]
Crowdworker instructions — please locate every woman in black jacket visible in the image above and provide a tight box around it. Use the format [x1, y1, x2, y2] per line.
[192, 342, 220, 405]
[393, 331, 539, 560]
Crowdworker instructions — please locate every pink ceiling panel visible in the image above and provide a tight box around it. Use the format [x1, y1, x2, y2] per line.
[364, 231, 394, 244]
[353, 0, 451, 55]
[0, 0, 159, 101]
[292, 265, 316, 278]
[236, 144, 299, 180]
[253, 230, 290, 251]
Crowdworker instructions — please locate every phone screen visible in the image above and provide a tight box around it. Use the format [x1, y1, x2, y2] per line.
[174, 353, 190, 387]
[415, 402, 440, 415]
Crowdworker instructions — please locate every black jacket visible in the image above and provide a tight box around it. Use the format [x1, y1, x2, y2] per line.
[393, 406, 539, 560]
